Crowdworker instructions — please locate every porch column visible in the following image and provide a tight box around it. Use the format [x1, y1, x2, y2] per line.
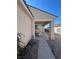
[51, 20, 55, 40]
[32, 20, 35, 39]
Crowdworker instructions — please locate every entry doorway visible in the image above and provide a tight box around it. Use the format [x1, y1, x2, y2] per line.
[35, 21, 51, 39]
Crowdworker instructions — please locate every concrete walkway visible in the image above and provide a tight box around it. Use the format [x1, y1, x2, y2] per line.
[37, 33, 55, 59]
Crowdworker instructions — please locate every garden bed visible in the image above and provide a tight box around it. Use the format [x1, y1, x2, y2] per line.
[17, 39, 39, 59]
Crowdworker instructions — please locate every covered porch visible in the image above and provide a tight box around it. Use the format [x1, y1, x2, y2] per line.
[28, 5, 57, 40]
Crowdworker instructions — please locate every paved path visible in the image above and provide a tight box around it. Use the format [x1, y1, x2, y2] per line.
[37, 33, 55, 59]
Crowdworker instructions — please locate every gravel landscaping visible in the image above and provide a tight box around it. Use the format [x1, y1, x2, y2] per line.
[17, 39, 39, 59]
[47, 38, 61, 59]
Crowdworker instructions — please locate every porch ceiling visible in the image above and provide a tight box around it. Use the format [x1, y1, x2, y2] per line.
[35, 21, 50, 26]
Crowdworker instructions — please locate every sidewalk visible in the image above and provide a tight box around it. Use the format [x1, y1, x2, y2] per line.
[37, 34, 55, 59]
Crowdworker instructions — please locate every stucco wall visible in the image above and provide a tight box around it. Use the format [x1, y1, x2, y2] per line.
[54, 27, 61, 34]
[29, 5, 56, 19]
[17, 5, 32, 46]
[34, 19, 52, 22]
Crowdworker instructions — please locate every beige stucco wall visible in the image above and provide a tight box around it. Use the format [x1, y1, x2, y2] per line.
[54, 27, 61, 34]
[29, 5, 56, 19]
[17, 4, 32, 46]
[34, 19, 52, 22]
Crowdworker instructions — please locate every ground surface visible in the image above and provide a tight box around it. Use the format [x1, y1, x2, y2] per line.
[17, 39, 39, 59]
[47, 38, 61, 59]
[37, 34, 55, 59]
[24, 39, 39, 59]
[17, 33, 61, 59]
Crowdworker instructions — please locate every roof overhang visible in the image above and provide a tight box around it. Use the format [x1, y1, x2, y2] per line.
[28, 5, 57, 20]
[17, 0, 33, 18]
